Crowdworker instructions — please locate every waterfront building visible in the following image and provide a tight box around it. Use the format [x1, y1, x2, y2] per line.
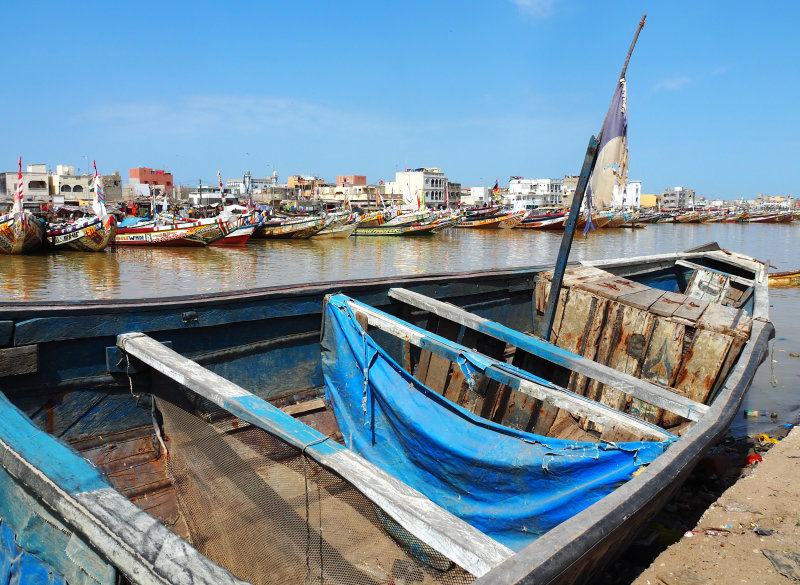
[227, 170, 280, 195]
[446, 182, 462, 208]
[385, 168, 449, 208]
[460, 186, 493, 207]
[0, 164, 49, 204]
[659, 186, 695, 209]
[50, 165, 123, 205]
[287, 175, 324, 198]
[611, 180, 642, 208]
[129, 167, 174, 196]
[508, 177, 564, 212]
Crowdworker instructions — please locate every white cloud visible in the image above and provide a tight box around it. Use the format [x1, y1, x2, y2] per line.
[509, 0, 556, 19]
[653, 77, 691, 92]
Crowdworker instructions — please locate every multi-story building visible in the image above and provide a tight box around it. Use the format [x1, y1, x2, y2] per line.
[659, 186, 695, 210]
[508, 177, 563, 212]
[385, 168, 449, 208]
[50, 165, 123, 204]
[611, 180, 642, 208]
[336, 175, 366, 188]
[227, 170, 281, 195]
[287, 175, 324, 198]
[129, 168, 174, 196]
[0, 164, 50, 204]
[446, 182, 462, 208]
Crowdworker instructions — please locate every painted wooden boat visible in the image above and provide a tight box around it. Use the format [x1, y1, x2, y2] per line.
[352, 221, 442, 236]
[455, 211, 521, 229]
[252, 216, 326, 239]
[0, 211, 45, 254]
[314, 213, 359, 239]
[0, 243, 772, 585]
[747, 212, 793, 223]
[768, 269, 800, 288]
[45, 214, 117, 252]
[515, 214, 567, 230]
[115, 216, 233, 246]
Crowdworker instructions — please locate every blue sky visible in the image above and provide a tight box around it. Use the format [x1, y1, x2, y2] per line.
[2, 1, 798, 200]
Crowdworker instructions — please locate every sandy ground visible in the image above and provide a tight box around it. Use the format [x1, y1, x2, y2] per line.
[630, 426, 800, 585]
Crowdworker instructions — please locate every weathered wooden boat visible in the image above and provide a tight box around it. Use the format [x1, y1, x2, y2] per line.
[455, 211, 521, 229]
[45, 214, 117, 252]
[0, 211, 45, 254]
[747, 211, 793, 223]
[515, 212, 568, 230]
[115, 215, 234, 246]
[353, 221, 443, 236]
[0, 242, 773, 585]
[314, 213, 359, 239]
[252, 215, 326, 239]
[768, 269, 800, 288]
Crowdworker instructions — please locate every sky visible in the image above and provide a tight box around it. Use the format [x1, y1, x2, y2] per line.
[2, 1, 798, 200]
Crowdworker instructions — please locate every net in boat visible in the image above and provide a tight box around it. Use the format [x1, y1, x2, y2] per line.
[155, 390, 473, 585]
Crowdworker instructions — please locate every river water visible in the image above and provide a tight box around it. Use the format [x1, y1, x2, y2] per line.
[1, 222, 797, 436]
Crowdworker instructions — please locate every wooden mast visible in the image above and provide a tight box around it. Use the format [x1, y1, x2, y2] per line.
[539, 14, 646, 341]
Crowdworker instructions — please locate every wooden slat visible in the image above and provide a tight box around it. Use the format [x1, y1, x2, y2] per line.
[685, 269, 730, 304]
[0, 344, 37, 377]
[661, 329, 734, 427]
[388, 288, 708, 421]
[574, 276, 651, 302]
[617, 287, 665, 311]
[630, 318, 686, 424]
[672, 297, 708, 325]
[116, 332, 512, 576]
[649, 291, 688, 318]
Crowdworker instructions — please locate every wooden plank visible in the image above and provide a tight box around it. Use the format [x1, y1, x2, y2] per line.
[346, 299, 672, 441]
[574, 277, 651, 302]
[630, 318, 686, 424]
[280, 397, 326, 416]
[649, 291, 688, 318]
[617, 287, 665, 311]
[671, 297, 708, 326]
[696, 303, 752, 338]
[661, 329, 734, 427]
[387, 287, 708, 421]
[116, 332, 513, 576]
[0, 344, 37, 377]
[675, 259, 754, 287]
[423, 319, 461, 395]
[685, 269, 730, 304]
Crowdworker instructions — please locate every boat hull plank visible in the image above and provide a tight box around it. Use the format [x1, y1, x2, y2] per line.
[0, 344, 37, 377]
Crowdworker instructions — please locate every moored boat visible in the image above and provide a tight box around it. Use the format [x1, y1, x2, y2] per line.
[252, 215, 326, 239]
[115, 215, 234, 246]
[46, 213, 117, 251]
[768, 269, 800, 288]
[0, 244, 773, 585]
[352, 221, 442, 236]
[0, 158, 45, 254]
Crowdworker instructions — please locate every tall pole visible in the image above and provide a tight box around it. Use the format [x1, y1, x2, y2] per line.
[540, 15, 646, 342]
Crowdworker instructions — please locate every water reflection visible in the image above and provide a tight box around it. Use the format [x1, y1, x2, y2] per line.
[1, 223, 797, 301]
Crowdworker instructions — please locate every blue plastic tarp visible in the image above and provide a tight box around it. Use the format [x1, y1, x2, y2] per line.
[321, 295, 669, 551]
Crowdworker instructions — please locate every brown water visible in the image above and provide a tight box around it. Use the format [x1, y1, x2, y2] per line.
[1, 222, 798, 435]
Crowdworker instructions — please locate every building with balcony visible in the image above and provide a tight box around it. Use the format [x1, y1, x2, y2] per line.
[508, 177, 564, 212]
[659, 186, 695, 210]
[384, 168, 449, 208]
[0, 164, 50, 203]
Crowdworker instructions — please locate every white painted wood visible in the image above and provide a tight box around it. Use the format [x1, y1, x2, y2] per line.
[116, 332, 512, 576]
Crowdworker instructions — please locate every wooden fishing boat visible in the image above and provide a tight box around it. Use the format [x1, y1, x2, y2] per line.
[0, 211, 45, 254]
[455, 211, 520, 229]
[45, 214, 117, 252]
[747, 211, 793, 223]
[674, 211, 700, 223]
[516, 214, 567, 230]
[252, 216, 326, 239]
[314, 213, 358, 239]
[115, 215, 234, 246]
[768, 269, 800, 288]
[211, 213, 259, 247]
[353, 221, 442, 236]
[0, 243, 772, 585]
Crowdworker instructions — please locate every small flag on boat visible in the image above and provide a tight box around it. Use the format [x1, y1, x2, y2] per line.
[492, 180, 499, 200]
[92, 160, 107, 217]
[586, 78, 629, 216]
[218, 171, 223, 193]
[376, 190, 385, 207]
[13, 157, 26, 228]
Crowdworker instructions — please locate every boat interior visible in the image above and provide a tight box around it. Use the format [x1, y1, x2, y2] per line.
[0, 246, 770, 585]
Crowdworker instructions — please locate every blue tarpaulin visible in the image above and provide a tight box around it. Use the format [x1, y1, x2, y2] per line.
[321, 295, 669, 551]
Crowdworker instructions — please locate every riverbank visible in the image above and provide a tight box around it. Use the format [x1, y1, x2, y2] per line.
[630, 426, 800, 584]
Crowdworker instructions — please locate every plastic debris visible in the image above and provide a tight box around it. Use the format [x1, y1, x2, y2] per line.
[762, 550, 800, 580]
[752, 524, 774, 536]
[745, 453, 763, 465]
[758, 434, 780, 444]
[744, 410, 759, 418]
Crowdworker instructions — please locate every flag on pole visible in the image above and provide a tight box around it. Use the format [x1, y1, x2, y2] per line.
[92, 160, 107, 217]
[13, 157, 24, 214]
[13, 157, 26, 229]
[586, 78, 629, 217]
[492, 180, 499, 201]
[416, 190, 421, 211]
[376, 190, 385, 207]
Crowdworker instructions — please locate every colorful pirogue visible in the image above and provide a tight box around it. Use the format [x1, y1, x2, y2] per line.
[0, 158, 44, 254]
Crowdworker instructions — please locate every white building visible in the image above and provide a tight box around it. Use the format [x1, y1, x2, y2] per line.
[0, 164, 50, 203]
[227, 170, 280, 195]
[611, 180, 642, 208]
[508, 177, 563, 212]
[384, 168, 449, 208]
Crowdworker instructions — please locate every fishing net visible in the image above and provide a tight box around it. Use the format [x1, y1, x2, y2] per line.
[155, 389, 474, 585]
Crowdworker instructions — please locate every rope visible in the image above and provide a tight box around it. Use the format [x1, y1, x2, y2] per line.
[301, 436, 330, 584]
